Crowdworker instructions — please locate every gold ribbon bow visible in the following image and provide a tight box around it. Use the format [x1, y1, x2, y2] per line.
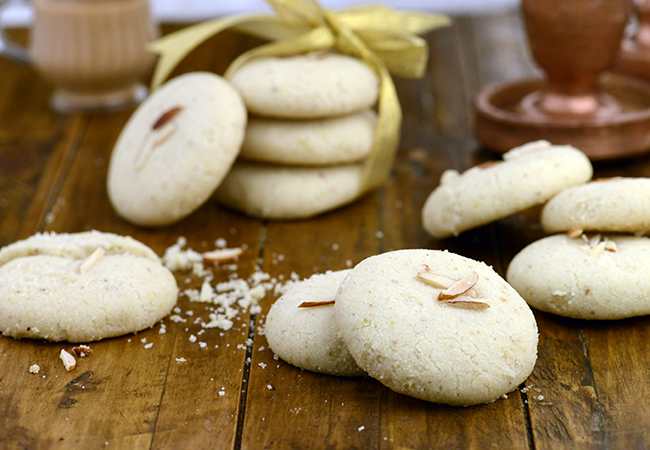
[147, 0, 450, 194]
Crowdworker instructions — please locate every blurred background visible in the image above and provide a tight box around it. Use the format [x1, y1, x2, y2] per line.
[2, 0, 519, 26]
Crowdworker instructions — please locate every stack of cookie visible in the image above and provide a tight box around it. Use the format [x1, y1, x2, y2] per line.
[508, 177, 650, 320]
[264, 249, 539, 406]
[215, 51, 381, 220]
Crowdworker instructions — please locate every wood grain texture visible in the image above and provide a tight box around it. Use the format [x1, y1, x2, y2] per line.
[3, 9, 650, 450]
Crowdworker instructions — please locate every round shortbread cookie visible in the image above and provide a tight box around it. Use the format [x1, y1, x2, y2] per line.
[229, 52, 379, 119]
[422, 140, 593, 239]
[107, 72, 247, 227]
[507, 233, 650, 320]
[0, 231, 178, 342]
[0, 230, 159, 266]
[214, 161, 364, 220]
[541, 177, 650, 234]
[240, 110, 377, 166]
[265, 270, 365, 377]
[334, 249, 538, 406]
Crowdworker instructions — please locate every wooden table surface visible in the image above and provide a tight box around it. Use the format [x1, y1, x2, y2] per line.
[2, 9, 650, 449]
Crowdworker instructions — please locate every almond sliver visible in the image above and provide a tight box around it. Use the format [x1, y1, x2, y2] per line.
[203, 248, 243, 263]
[438, 271, 478, 300]
[298, 300, 336, 308]
[416, 271, 457, 289]
[79, 247, 106, 274]
[444, 299, 490, 310]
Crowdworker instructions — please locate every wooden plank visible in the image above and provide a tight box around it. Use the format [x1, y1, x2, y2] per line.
[238, 13, 535, 447]
[14, 115, 87, 241]
[0, 97, 265, 447]
[239, 190, 385, 449]
[477, 10, 650, 449]
[586, 318, 650, 448]
[0, 327, 174, 450]
[0, 32, 68, 245]
[523, 313, 607, 449]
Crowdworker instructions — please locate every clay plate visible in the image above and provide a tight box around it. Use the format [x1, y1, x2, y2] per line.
[614, 40, 650, 82]
[473, 73, 650, 160]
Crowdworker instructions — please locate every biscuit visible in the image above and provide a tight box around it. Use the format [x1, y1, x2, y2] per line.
[541, 177, 650, 234]
[240, 110, 376, 166]
[265, 270, 365, 377]
[229, 52, 379, 119]
[214, 160, 364, 220]
[107, 72, 247, 227]
[0, 231, 178, 342]
[421, 140, 593, 239]
[0, 230, 159, 265]
[507, 233, 650, 320]
[334, 249, 538, 406]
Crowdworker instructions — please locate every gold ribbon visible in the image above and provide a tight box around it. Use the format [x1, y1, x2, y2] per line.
[147, 1, 450, 194]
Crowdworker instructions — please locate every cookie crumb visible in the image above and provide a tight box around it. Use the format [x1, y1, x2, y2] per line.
[59, 349, 76, 372]
[72, 345, 93, 357]
[29, 364, 40, 374]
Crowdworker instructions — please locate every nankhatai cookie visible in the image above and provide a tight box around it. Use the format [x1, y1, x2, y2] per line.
[229, 52, 379, 119]
[0, 231, 178, 342]
[541, 177, 650, 234]
[240, 110, 376, 166]
[107, 72, 247, 227]
[0, 230, 159, 265]
[422, 140, 593, 239]
[214, 160, 364, 220]
[334, 249, 538, 406]
[507, 233, 650, 320]
[265, 270, 365, 377]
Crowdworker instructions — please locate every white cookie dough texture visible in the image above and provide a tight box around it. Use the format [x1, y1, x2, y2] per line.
[507, 233, 650, 320]
[229, 52, 379, 119]
[107, 72, 247, 227]
[265, 270, 365, 377]
[214, 161, 364, 220]
[334, 249, 538, 406]
[240, 110, 376, 166]
[422, 141, 593, 239]
[0, 231, 178, 342]
[541, 177, 650, 234]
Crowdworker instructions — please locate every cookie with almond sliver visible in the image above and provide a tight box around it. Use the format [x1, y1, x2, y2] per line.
[107, 72, 247, 227]
[265, 270, 365, 377]
[334, 249, 538, 406]
[507, 233, 650, 320]
[421, 140, 593, 239]
[0, 231, 178, 342]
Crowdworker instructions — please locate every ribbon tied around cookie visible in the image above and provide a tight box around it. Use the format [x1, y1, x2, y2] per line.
[147, 0, 450, 193]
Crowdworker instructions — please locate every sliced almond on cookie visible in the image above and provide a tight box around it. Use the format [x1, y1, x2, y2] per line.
[79, 247, 106, 274]
[444, 299, 490, 310]
[438, 271, 479, 300]
[416, 271, 456, 289]
[298, 300, 336, 308]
